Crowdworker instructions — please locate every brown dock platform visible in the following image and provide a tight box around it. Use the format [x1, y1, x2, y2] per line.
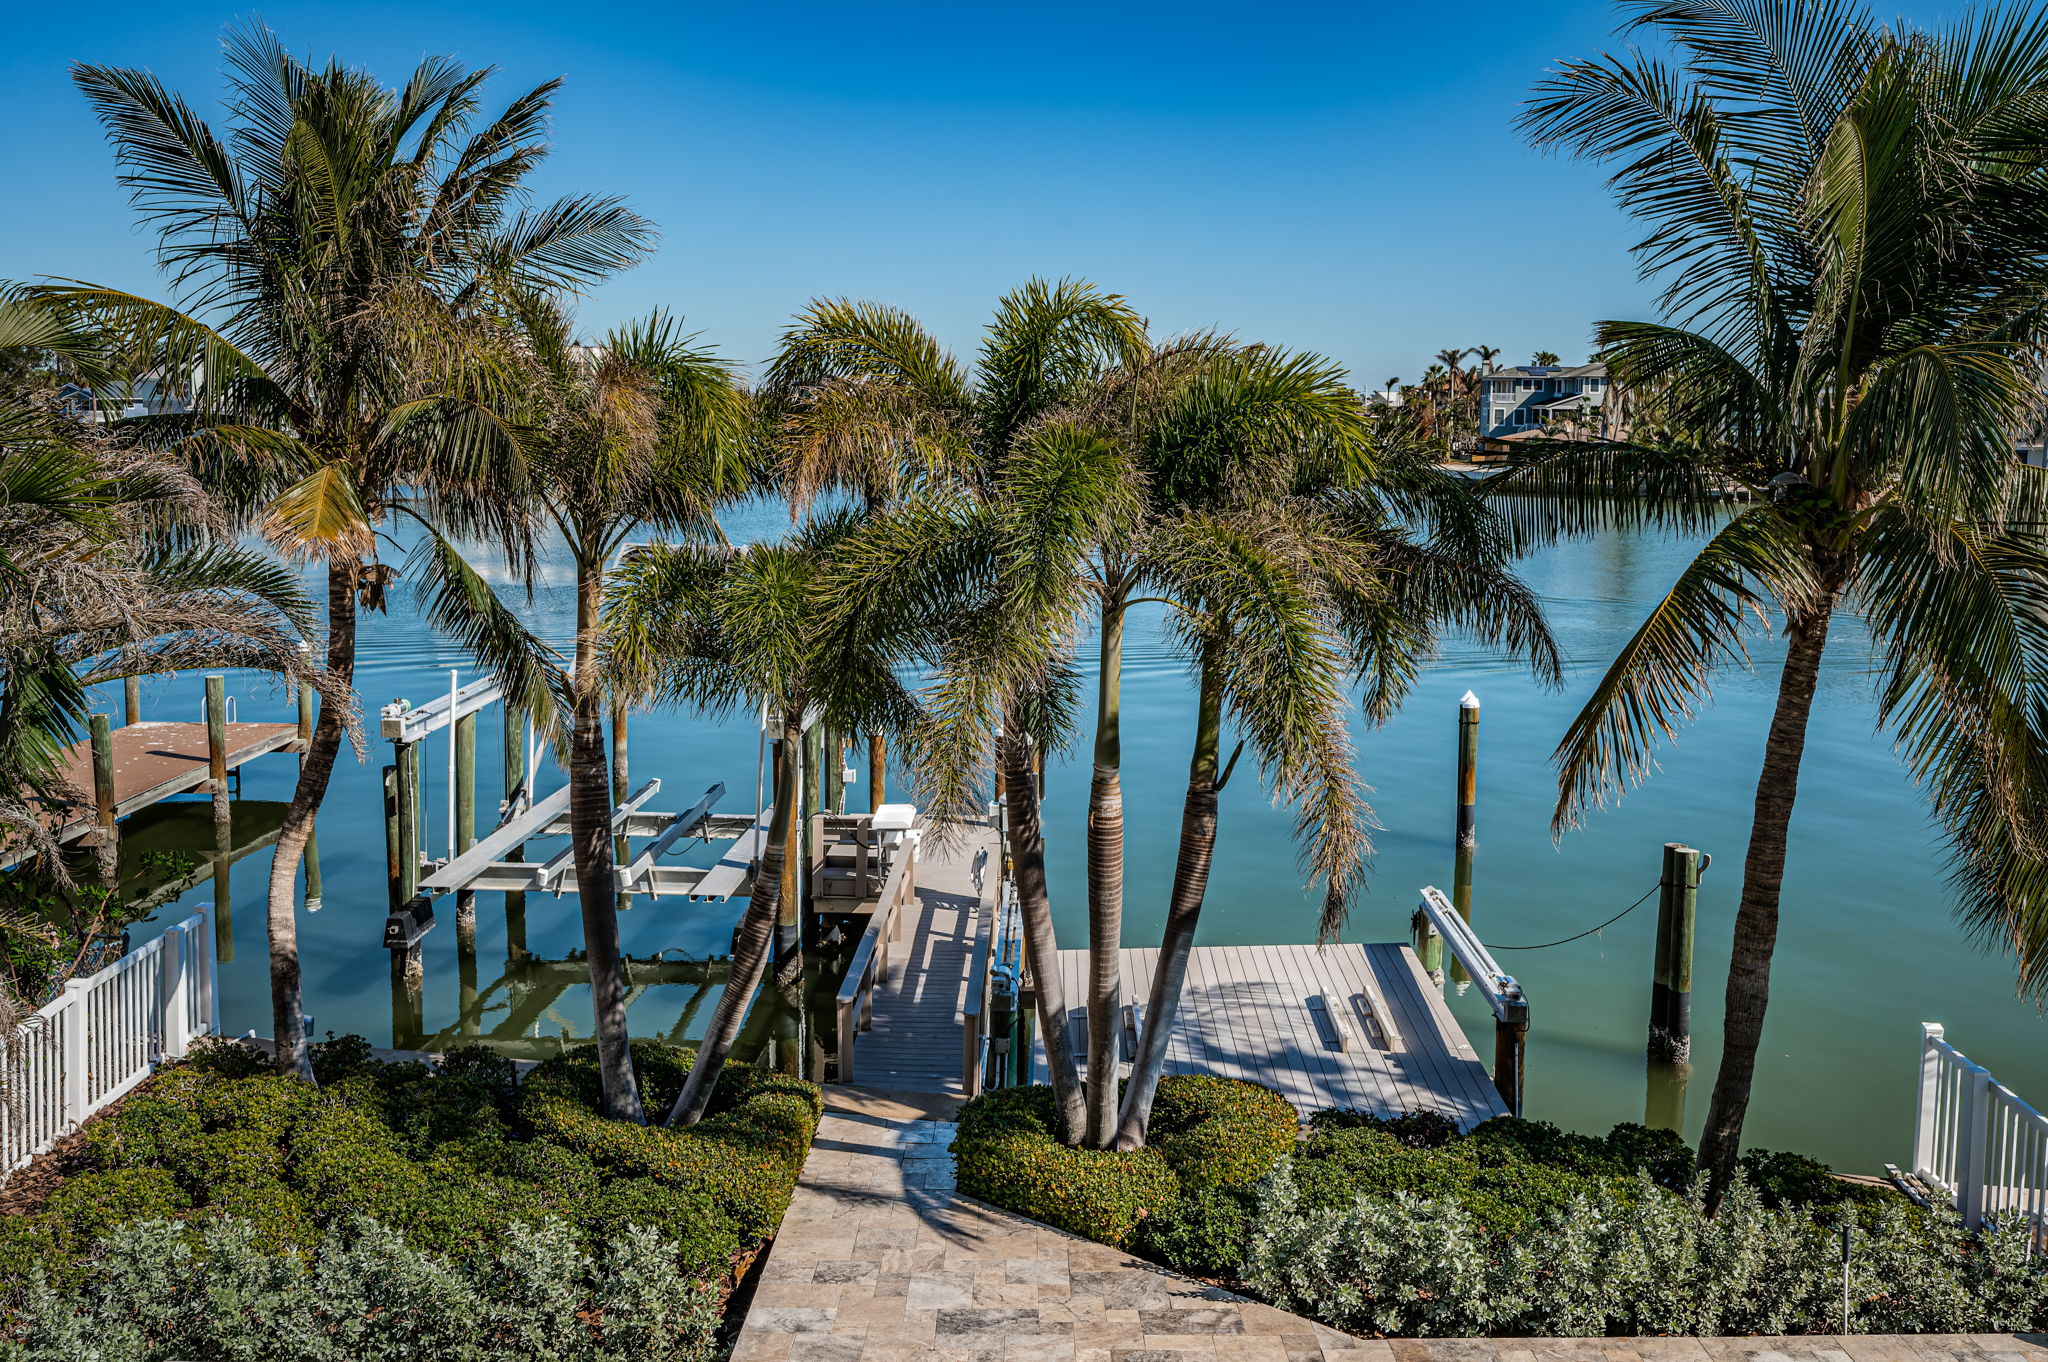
[1047, 941, 1508, 1127]
[4, 720, 303, 868]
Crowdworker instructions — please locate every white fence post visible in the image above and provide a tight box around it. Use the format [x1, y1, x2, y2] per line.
[1913, 1022, 1944, 1180]
[1961, 1067, 1993, 1227]
[159, 924, 189, 1060]
[58, 980, 91, 1128]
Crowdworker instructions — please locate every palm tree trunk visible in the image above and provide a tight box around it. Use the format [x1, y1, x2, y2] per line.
[1114, 644, 1222, 1149]
[569, 570, 644, 1124]
[1698, 591, 1836, 1209]
[668, 713, 799, 1126]
[261, 560, 357, 1082]
[869, 732, 887, 811]
[1003, 712, 1086, 1145]
[1085, 596, 1126, 1147]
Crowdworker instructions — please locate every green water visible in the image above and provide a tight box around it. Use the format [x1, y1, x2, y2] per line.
[99, 508, 2048, 1173]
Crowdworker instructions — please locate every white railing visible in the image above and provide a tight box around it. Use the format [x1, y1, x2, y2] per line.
[3, 906, 217, 1181]
[1913, 1022, 2048, 1228]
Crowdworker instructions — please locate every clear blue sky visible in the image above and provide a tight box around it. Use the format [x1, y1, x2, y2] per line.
[0, 0, 1952, 384]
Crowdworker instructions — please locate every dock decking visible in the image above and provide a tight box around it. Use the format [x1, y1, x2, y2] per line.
[838, 816, 1001, 1097]
[4, 720, 303, 869]
[1047, 941, 1507, 1127]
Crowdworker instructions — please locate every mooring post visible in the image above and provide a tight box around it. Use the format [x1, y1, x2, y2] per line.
[1648, 842, 1701, 1063]
[296, 658, 314, 749]
[868, 733, 887, 812]
[1494, 1015, 1527, 1115]
[454, 709, 477, 932]
[824, 727, 844, 815]
[303, 826, 322, 913]
[383, 764, 403, 911]
[89, 712, 118, 879]
[395, 740, 420, 903]
[503, 703, 528, 959]
[123, 675, 141, 727]
[1456, 691, 1479, 848]
[204, 675, 230, 824]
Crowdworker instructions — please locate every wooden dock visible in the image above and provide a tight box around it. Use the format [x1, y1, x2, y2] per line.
[835, 815, 1000, 1097]
[4, 720, 304, 869]
[1047, 941, 1508, 1127]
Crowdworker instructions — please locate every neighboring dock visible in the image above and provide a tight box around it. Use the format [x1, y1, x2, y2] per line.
[1047, 942, 1508, 1127]
[4, 714, 305, 870]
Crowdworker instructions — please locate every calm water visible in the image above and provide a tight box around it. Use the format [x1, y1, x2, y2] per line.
[101, 504, 2048, 1173]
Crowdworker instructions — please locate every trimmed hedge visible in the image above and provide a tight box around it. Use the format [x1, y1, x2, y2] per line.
[3, 1034, 821, 1293]
[952, 1076, 1297, 1249]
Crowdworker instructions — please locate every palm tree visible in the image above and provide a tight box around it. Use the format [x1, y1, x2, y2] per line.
[412, 298, 751, 1121]
[1106, 348, 1560, 1148]
[1513, 0, 2048, 1206]
[761, 281, 1149, 1144]
[605, 517, 921, 1125]
[1531, 350, 1562, 367]
[1471, 345, 1502, 373]
[43, 24, 652, 1079]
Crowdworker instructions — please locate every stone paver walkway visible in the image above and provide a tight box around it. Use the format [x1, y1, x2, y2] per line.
[736, 1101, 1377, 1362]
[736, 1099, 2048, 1362]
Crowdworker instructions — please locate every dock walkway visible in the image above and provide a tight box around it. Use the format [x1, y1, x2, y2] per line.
[1049, 942, 1507, 1127]
[841, 817, 1001, 1097]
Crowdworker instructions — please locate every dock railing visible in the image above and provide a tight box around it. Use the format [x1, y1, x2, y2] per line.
[1913, 1022, 2048, 1228]
[834, 834, 919, 1085]
[3, 905, 217, 1181]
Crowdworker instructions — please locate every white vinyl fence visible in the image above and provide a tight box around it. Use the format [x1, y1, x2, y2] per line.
[3, 905, 217, 1180]
[1912, 1021, 2048, 1228]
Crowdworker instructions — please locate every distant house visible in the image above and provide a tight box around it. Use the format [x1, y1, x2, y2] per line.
[1476, 363, 1625, 441]
[54, 376, 186, 424]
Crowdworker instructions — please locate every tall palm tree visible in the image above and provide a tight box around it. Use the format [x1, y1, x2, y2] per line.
[412, 297, 751, 1121]
[762, 280, 1149, 1144]
[42, 24, 652, 1079]
[1106, 348, 1560, 1148]
[1472, 345, 1502, 373]
[1531, 351, 1562, 366]
[1512, 0, 2048, 1205]
[605, 517, 921, 1126]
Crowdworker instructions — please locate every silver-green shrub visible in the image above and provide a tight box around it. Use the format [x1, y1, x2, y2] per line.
[4, 1215, 721, 1362]
[1241, 1164, 2048, 1337]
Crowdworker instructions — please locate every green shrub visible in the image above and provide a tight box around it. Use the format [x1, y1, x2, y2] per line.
[1147, 1075, 1297, 1191]
[181, 1036, 271, 1080]
[580, 1177, 738, 1276]
[1737, 1146, 1891, 1210]
[7, 1215, 724, 1361]
[196, 1177, 316, 1254]
[169, 1127, 288, 1190]
[0, 1214, 66, 1290]
[436, 1043, 520, 1105]
[952, 1085, 1180, 1248]
[288, 1104, 431, 1229]
[76, 1095, 202, 1171]
[309, 1033, 379, 1085]
[193, 1072, 319, 1143]
[1132, 1184, 1256, 1277]
[518, 1069, 820, 1244]
[42, 1169, 189, 1249]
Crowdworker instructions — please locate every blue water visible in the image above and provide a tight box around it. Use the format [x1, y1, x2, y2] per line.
[100, 506, 2048, 1173]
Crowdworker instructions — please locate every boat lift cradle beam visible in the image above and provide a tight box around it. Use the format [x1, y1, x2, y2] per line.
[1417, 884, 1529, 1114]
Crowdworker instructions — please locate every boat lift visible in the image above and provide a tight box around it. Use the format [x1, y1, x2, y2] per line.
[1417, 884, 1529, 1115]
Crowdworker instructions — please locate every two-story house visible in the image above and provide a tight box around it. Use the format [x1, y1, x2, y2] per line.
[1477, 363, 1624, 440]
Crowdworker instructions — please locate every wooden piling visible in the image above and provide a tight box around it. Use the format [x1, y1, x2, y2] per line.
[1648, 842, 1700, 1063]
[303, 826, 322, 912]
[1456, 691, 1479, 848]
[123, 675, 141, 727]
[1494, 1018, 1526, 1116]
[395, 741, 420, 903]
[503, 704, 528, 959]
[824, 727, 844, 815]
[454, 710, 477, 930]
[383, 764, 403, 911]
[204, 675, 230, 824]
[1412, 907, 1442, 980]
[868, 733, 886, 811]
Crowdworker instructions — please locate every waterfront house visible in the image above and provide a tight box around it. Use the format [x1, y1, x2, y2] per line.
[1478, 362, 1626, 441]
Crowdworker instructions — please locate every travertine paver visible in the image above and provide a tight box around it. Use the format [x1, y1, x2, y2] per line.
[737, 1105, 2048, 1362]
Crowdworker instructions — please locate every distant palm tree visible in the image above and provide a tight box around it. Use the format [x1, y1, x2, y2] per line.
[1531, 350, 1562, 366]
[413, 297, 751, 1121]
[606, 518, 921, 1126]
[1514, 0, 2048, 1206]
[1472, 345, 1502, 373]
[43, 24, 651, 1079]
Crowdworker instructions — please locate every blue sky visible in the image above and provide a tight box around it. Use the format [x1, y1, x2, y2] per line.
[0, 0, 1952, 384]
